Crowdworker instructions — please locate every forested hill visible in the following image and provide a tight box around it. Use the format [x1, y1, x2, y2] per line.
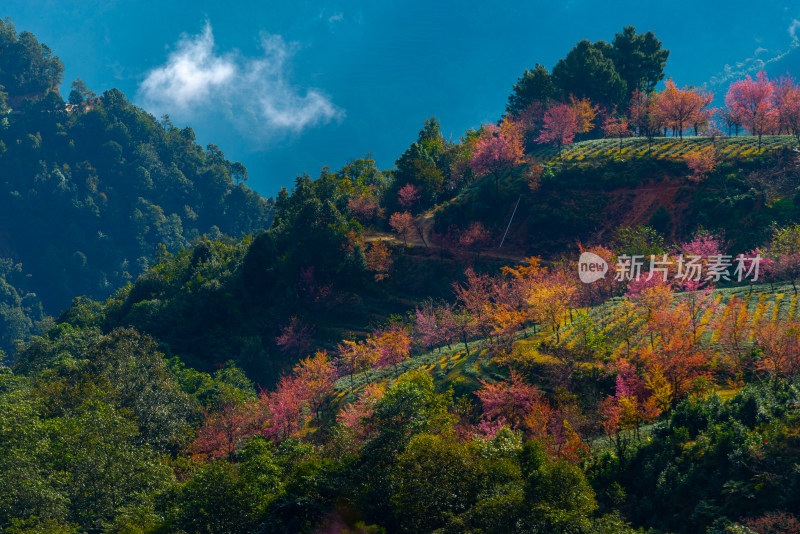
[5, 18, 800, 534]
[0, 18, 272, 352]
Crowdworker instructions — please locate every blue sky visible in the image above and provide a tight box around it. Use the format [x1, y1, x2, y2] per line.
[4, 1, 800, 196]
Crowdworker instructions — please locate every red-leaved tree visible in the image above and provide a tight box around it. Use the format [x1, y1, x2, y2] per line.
[628, 90, 663, 150]
[475, 370, 545, 430]
[602, 113, 631, 152]
[190, 401, 269, 460]
[275, 316, 314, 356]
[476, 371, 586, 460]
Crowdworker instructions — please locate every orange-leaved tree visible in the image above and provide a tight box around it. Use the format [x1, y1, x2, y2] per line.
[527, 275, 577, 343]
[754, 319, 800, 386]
[655, 79, 713, 138]
[365, 240, 393, 281]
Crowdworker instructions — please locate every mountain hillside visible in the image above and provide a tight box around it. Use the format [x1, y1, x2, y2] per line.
[0, 19, 271, 352]
[3, 20, 800, 534]
[434, 135, 800, 258]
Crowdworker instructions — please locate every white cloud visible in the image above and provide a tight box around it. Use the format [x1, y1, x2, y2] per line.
[245, 34, 343, 131]
[315, 10, 347, 31]
[137, 22, 343, 137]
[790, 18, 800, 41]
[139, 23, 235, 110]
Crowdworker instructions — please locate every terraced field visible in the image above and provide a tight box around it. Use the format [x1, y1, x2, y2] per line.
[334, 282, 800, 403]
[333, 337, 509, 402]
[529, 135, 798, 163]
[558, 282, 800, 356]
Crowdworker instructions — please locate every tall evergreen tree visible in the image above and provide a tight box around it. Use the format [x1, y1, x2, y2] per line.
[610, 25, 670, 95]
[506, 63, 556, 116]
[552, 39, 627, 107]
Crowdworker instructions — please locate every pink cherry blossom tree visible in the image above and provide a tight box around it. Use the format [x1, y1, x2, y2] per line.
[725, 71, 778, 150]
[469, 118, 525, 190]
[776, 74, 800, 142]
[397, 183, 420, 211]
[536, 103, 578, 157]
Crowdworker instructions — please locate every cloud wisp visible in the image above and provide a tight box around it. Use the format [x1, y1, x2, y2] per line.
[706, 19, 800, 90]
[707, 45, 798, 89]
[790, 18, 800, 42]
[137, 22, 343, 138]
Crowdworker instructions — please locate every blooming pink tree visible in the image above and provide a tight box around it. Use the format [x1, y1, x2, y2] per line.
[436, 304, 458, 350]
[397, 183, 420, 210]
[458, 221, 492, 258]
[263, 375, 308, 443]
[776, 74, 800, 142]
[347, 193, 380, 223]
[680, 229, 725, 259]
[677, 230, 726, 288]
[725, 71, 778, 150]
[625, 274, 670, 298]
[469, 118, 525, 190]
[767, 252, 800, 294]
[717, 106, 743, 136]
[475, 371, 584, 459]
[415, 304, 443, 351]
[600, 361, 661, 455]
[190, 401, 269, 460]
[628, 90, 663, 152]
[536, 103, 578, 156]
[337, 383, 387, 447]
